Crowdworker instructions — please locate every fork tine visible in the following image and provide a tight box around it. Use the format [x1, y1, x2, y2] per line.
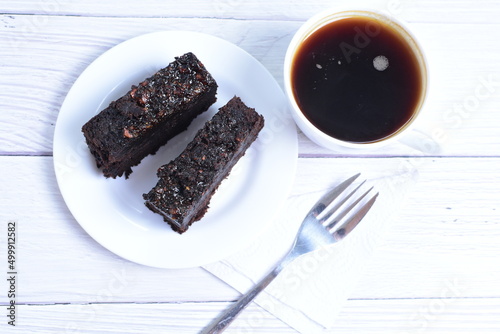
[319, 181, 367, 226]
[331, 192, 379, 240]
[307, 173, 360, 219]
[324, 185, 373, 230]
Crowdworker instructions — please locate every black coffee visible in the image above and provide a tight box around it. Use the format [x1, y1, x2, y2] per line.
[291, 16, 424, 143]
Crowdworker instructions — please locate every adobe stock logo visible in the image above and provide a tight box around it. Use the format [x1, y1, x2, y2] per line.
[339, 21, 382, 63]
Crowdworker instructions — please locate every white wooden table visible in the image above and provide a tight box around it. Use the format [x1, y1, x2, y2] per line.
[1, 0, 500, 333]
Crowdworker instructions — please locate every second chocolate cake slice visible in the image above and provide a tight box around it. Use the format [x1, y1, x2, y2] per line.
[143, 96, 265, 234]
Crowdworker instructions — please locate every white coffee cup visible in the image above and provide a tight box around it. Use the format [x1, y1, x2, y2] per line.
[284, 9, 429, 151]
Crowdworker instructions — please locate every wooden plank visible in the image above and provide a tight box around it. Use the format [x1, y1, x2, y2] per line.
[1, 298, 499, 333]
[351, 155, 500, 299]
[0, 156, 499, 305]
[0, 15, 297, 155]
[1, 0, 499, 23]
[1, 15, 500, 157]
[0, 301, 296, 333]
[0, 156, 240, 304]
[333, 298, 500, 334]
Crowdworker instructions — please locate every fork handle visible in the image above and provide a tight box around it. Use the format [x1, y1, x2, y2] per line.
[200, 264, 284, 334]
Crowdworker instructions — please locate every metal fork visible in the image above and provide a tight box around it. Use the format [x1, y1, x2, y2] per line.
[201, 174, 378, 334]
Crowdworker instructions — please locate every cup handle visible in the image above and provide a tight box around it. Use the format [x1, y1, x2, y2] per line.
[397, 128, 441, 155]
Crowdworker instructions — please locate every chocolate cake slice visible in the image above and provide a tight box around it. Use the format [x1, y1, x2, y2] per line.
[82, 52, 218, 178]
[143, 96, 265, 234]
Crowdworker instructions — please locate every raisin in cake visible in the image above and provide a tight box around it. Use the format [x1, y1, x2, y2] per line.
[143, 96, 265, 234]
[82, 52, 218, 178]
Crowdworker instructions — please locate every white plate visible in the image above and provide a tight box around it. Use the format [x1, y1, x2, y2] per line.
[53, 31, 298, 268]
